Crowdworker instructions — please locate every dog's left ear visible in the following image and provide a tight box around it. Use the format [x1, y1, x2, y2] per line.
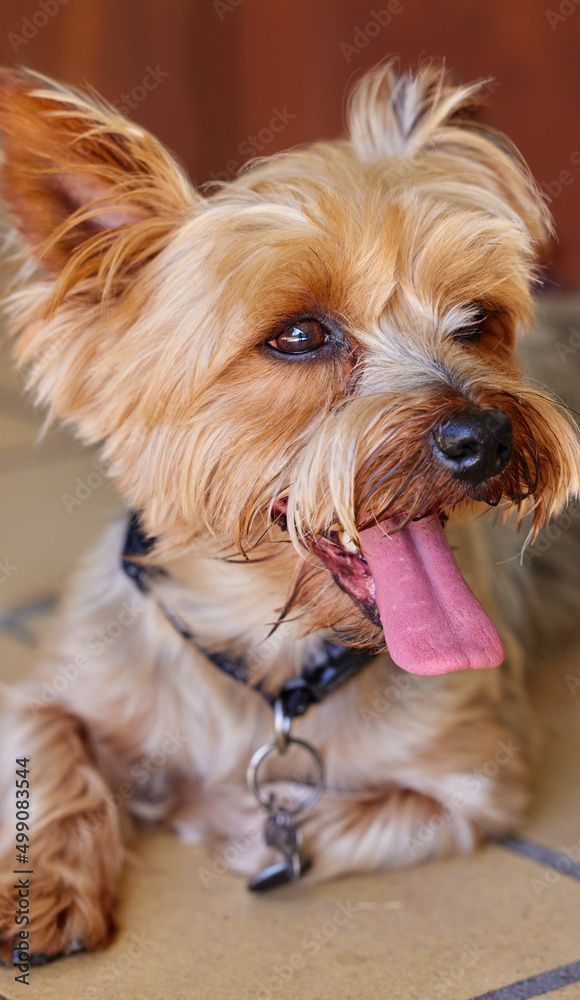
[348, 60, 551, 245]
[0, 67, 198, 290]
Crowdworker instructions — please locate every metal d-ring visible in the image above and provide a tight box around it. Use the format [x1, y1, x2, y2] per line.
[247, 736, 325, 817]
[274, 698, 291, 752]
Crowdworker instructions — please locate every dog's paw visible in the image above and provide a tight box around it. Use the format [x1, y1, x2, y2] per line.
[6, 937, 84, 969]
[0, 869, 116, 965]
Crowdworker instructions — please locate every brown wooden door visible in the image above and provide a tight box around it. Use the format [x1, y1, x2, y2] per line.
[1, 0, 579, 286]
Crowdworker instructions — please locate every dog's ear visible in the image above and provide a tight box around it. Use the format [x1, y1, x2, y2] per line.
[348, 60, 550, 244]
[348, 59, 483, 160]
[0, 67, 203, 446]
[0, 67, 198, 291]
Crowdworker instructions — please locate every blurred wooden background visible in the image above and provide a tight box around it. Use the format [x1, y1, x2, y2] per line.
[0, 0, 579, 287]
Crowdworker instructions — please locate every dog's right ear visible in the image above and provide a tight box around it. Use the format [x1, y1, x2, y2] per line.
[0, 67, 199, 294]
[348, 60, 550, 246]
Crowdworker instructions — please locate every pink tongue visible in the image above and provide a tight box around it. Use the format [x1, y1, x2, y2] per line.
[359, 516, 504, 675]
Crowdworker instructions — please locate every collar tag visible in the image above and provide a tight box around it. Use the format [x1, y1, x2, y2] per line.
[247, 699, 325, 891]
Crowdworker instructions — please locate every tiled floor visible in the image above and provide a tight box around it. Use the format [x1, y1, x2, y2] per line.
[1, 302, 580, 999]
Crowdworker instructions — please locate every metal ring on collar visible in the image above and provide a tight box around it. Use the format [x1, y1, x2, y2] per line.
[247, 737, 325, 816]
[274, 698, 291, 752]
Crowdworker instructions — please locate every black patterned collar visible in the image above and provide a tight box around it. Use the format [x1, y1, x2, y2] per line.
[121, 512, 375, 718]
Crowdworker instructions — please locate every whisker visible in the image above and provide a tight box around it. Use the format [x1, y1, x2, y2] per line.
[265, 565, 317, 638]
[252, 512, 283, 549]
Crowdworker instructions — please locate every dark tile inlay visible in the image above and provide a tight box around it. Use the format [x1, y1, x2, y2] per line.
[498, 836, 580, 882]
[469, 959, 580, 999]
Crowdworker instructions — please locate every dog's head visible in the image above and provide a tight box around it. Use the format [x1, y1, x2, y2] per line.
[1, 62, 579, 674]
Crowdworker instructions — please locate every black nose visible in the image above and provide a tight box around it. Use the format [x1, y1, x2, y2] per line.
[432, 407, 513, 485]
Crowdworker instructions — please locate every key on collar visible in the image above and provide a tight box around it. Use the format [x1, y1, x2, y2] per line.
[246, 700, 324, 892]
[249, 808, 312, 891]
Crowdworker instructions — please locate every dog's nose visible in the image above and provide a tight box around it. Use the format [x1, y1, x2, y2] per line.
[432, 408, 513, 485]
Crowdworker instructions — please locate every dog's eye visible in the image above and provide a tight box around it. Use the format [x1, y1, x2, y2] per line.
[268, 320, 327, 354]
[453, 306, 486, 343]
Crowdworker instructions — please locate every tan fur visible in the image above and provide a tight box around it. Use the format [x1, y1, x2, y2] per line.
[0, 60, 578, 960]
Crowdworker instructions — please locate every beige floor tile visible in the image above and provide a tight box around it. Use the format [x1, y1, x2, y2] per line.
[0, 380, 92, 475]
[0, 427, 91, 478]
[543, 985, 580, 998]
[0, 835, 578, 1000]
[0, 331, 96, 472]
[0, 317, 124, 613]
[0, 454, 124, 608]
[0, 411, 42, 454]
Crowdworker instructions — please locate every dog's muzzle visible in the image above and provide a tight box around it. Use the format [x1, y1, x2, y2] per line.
[432, 407, 513, 485]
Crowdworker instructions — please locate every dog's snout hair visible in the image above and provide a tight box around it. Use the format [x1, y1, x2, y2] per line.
[284, 372, 579, 552]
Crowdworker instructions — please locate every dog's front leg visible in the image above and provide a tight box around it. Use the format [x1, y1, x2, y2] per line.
[0, 690, 125, 963]
[297, 661, 532, 882]
[299, 784, 497, 882]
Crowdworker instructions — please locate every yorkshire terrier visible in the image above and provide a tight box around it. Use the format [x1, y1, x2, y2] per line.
[0, 60, 579, 962]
